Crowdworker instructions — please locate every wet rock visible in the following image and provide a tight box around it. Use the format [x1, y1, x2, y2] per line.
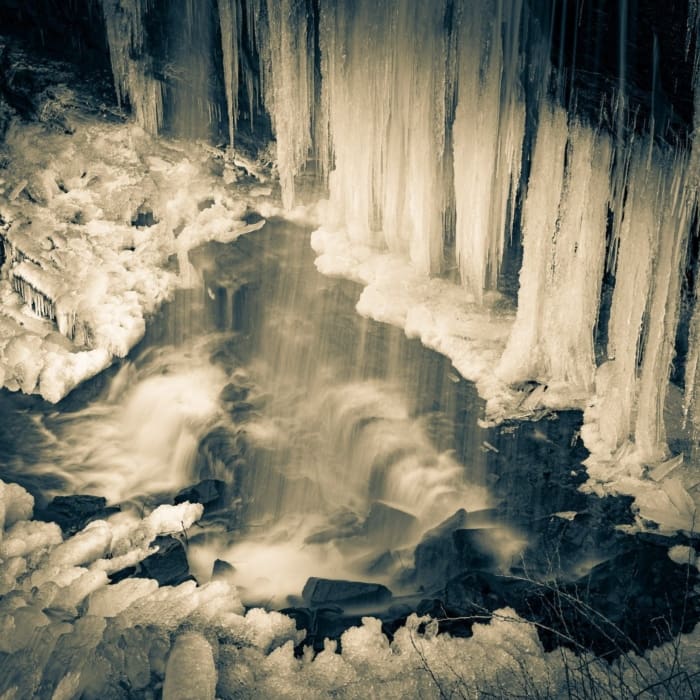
[174, 479, 226, 513]
[219, 383, 250, 403]
[131, 205, 157, 227]
[356, 550, 403, 577]
[301, 577, 392, 609]
[443, 570, 534, 618]
[211, 558, 236, 581]
[134, 535, 193, 587]
[195, 427, 245, 481]
[552, 539, 700, 654]
[414, 509, 500, 587]
[415, 597, 478, 638]
[35, 494, 120, 535]
[364, 500, 418, 547]
[282, 605, 363, 653]
[524, 510, 627, 575]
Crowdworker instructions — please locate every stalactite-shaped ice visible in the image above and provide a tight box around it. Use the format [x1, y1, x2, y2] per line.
[593, 144, 660, 454]
[498, 111, 612, 397]
[497, 106, 568, 384]
[632, 150, 691, 463]
[218, 0, 242, 149]
[320, 0, 449, 275]
[453, 0, 526, 301]
[101, 0, 163, 133]
[247, 0, 315, 209]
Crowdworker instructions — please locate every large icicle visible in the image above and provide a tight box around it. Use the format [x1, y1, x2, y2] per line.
[587, 143, 661, 456]
[320, 0, 449, 275]
[100, 0, 164, 133]
[218, 0, 242, 149]
[634, 151, 691, 463]
[497, 110, 611, 397]
[248, 0, 315, 209]
[452, 0, 526, 301]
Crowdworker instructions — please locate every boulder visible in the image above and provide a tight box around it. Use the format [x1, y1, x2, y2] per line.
[301, 577, 392, 609]
[414, 509, 500, 587]
[126, 535, 193, 587]
[174, 480, 226, 513]
[35, 494, 119, 535]
[364, 500, 418, 547]
[211, 558, 236, 581]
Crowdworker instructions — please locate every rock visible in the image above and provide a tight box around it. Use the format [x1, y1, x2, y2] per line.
[134, 535, 193, 587]
[131, 205, 157, 227]
[356, 550, 403, 577]
[211, 558, 236, 581]
[174, 480, 226, 513]
[414, 509, 500, 588]
[301, 577, 392, 610]
[219, 383, 250, 403]
[364, 500, 418, 547]
[281, 606, 363, 653]
[35, 494, 119, 535]
[443, 570, 534, 618]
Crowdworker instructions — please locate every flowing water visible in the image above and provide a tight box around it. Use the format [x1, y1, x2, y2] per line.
[2, 219, 525, 607]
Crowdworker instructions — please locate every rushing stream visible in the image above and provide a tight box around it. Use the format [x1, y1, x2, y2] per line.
[0, 219, 594, 609]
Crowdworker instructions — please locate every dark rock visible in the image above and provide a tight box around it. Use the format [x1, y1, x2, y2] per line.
[212, 558, 236, 580]
[281, 606, 364, 653]
[108, 566, 137, 584]
[35, 494, 119, 535]
[174, 479, 226, 512]
[135, 535, 193, 587]
[443, 570, 534, 617]
[548, 540, 700, 655]
[357, 550, 402, 577]
[523, 510, 627, 575]
[414, 510, 500, 588]
[229, 402, 256, 420]
[131, 205, 156, 227]
[364, 500, 418, 547]
[302, 577, 392, 609]
[415, 598, 476, 638]
[219, 383, 250, 403]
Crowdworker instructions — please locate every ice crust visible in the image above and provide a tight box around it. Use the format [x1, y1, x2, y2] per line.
[0, 475, 698, 698]
[0, 114, 266, 403]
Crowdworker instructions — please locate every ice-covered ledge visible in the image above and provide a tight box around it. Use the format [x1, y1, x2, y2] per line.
[0, 114, 269, 403]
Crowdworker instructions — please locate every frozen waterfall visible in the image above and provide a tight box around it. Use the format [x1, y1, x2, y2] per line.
[94, 0, 700, 514]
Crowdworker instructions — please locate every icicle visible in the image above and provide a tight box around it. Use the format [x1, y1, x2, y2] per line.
[218, 0, 242, 149]
[498, 111, 612, 395]
[496, 105, 569, 385]
[634, 149, 692, 463]
[453, 0, 526, 301]
[247, 0, 315, 209]
[100, 0, 163, 133]
[594, 142, 661, 453]
[320, 0, 450, 274]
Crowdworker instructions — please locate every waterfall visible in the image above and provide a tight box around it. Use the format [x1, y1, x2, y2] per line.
[96, 0, 700, 502]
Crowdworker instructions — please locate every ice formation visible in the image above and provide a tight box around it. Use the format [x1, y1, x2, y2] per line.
[0, 103, 269, 402]
[0, 475, 698, 699]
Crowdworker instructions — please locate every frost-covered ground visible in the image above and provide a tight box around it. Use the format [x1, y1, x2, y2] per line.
[0, 95, 267, 403]
[1, 477, 698, 700]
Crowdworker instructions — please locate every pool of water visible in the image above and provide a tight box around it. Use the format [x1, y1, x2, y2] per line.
[0, 220, 640, 614]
